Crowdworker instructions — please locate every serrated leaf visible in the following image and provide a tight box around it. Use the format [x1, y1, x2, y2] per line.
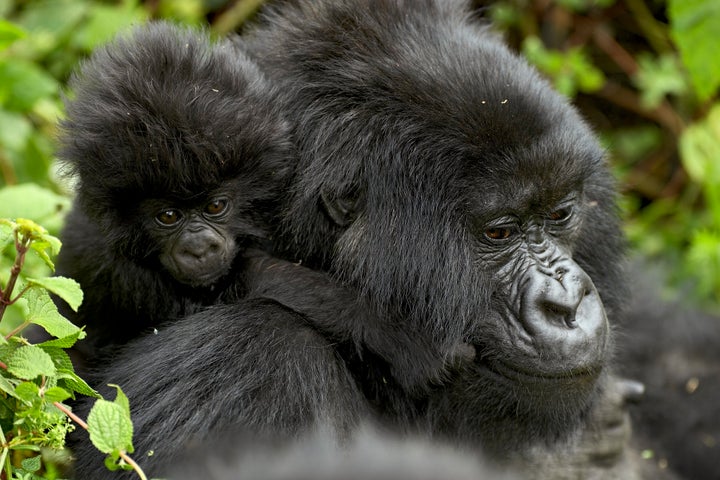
[20, 455, 41, 473]
[24, 287, 83, 339]
[87, 398, 134, 455]
[40, 347, 74, 371]
[14, 381, 40, 403]
[109, 384, 131, 419]
[38, 330, 84, 349]
[58, 370, 100, 398]
[7, 345, 56, 380]
[27, 276, 83, 312]
[44, 386, 71, 402]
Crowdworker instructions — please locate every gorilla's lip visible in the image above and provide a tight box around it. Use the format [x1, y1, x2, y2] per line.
[478, 354, 602, 384]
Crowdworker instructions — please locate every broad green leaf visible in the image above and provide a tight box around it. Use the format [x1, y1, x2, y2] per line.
[0, 185, 70, 226]
[87, 398, 134, 455]
[0, 19, 26, 51]
[14, 381, 40, 403]
[0, 110, 32, 151]
[27, 276, 83, 312]
[44, 386, 71, 403]
[7, 345, 56, 380]
[669, 0, 720, 101]
[0, 59, 58, 111]
[24, 287, 83, 339]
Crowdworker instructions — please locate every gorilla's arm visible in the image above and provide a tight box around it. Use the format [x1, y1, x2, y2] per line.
[70, 297, 369, 479]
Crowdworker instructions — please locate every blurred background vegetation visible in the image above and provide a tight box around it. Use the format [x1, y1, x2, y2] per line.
[0, 0, 718, 308]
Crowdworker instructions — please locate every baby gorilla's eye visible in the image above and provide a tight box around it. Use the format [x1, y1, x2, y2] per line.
[484, 227, 514, 241]
[156, 209, 182, 226]
[205, 198, 228, 216]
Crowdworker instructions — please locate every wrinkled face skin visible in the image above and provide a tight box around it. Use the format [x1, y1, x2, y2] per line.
[144, 194, 238, 288]
[468, 188, 609, 402]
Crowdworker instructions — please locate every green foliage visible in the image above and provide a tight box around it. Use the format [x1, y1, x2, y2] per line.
[0, 214, 147, 479]
[634, 53, 688, 109]
[0, 0, 147, 188]
[522, 36, 605, 97]
[668, 0, 720, 102]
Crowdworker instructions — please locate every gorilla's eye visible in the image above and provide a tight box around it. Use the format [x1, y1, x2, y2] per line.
[547, 205, 573, 223]
[205, 199, 228, 216]
[156, 209, 182, 226]
[484, 227, 515, 241]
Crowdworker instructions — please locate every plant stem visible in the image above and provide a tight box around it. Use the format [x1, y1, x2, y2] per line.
[0, 231, 29, 322]
[52, 402, 88, 430]
[53, 402, 149, 480]
[119, 452, 148, 480]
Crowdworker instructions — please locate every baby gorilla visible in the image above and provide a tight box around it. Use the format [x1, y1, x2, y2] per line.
[55, 21, 291, 363]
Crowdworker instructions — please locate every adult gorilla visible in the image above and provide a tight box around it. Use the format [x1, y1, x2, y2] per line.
[248, 0, 624, 446]
[71, 0, 625, 477]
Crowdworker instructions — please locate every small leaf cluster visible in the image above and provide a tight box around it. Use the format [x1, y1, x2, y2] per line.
[0, 216, 148, 479]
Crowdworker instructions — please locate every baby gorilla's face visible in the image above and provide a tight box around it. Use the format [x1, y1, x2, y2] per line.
[144, 195, 238, 287]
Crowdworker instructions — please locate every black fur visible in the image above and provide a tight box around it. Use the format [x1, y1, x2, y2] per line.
[55, 21, 291, 360]
[70, 0, 629, 477]
[248, 0, 624, 446]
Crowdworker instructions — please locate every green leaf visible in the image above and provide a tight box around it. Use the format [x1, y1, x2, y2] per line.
[14, 381, 40, 403]
[669, 0, 720, 101]
[0, 19, 26, 51]
[87, 398, 134, 455]
[109, 384, 131, 419]
[38, 330, 84, 349]
[44, 386, 71, 402]
[20, 455, 41, 473]
[0, 109, 32, 151]
[40, 346, 74, 371]
[634, 54, 688, 109]
[24, 287, 83, 339]
[75, 3, 148, 50]
[0, 185, 70, 227]
[680, 103, 720, 184]
[58, 370, 100, 398]
[0, 374, 18, 398]
[7, 345, 56, 380]
[0, 58, 59, 111]
[0, 221, 12, 249]
[27, 276, 83, 312]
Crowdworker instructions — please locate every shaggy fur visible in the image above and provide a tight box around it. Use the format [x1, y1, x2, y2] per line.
[55, 22, 291, 359]
[70, 1, 630, 477]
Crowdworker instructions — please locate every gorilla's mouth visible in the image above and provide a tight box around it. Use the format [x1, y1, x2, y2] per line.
[477, 353, 602, 385]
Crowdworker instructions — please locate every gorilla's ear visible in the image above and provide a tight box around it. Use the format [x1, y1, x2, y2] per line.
[320, 187, 364, 227]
